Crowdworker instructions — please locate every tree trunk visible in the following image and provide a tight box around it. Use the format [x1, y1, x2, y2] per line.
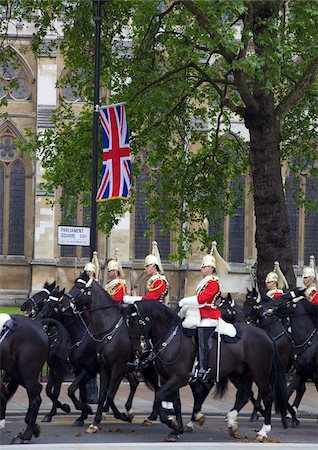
[245, 94, 296, 293]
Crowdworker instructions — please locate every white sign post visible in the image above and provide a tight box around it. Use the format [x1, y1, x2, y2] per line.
[58, 226, 90, 246]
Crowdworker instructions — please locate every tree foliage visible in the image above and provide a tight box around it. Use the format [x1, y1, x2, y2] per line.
[2, 0, 318, 268]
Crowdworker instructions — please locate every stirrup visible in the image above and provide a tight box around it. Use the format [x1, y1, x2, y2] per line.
[127, 358, 141, 372]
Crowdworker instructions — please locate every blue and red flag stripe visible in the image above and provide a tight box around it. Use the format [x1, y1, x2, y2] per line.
[96, 103, 132, 201]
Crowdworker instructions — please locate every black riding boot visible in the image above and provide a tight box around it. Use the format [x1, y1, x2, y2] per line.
[192, 327, 215, 382]
[127, 336, 151, 371]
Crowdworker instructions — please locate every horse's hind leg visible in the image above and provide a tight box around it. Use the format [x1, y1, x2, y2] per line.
[227, 376, 251, 437]
[185, 380, 213, 432]
[12, 380, 42, 444]
[0, 377, 19, 429]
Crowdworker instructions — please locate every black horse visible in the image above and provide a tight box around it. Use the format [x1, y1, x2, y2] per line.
[36, 285, 143, 425]
[0, 314, 48, 444]
[124, 299, 288, 442]
[68, 274, 150, 433]
[243, 287, 309, 426]
[20, 281, 56, 318]
[261, 290, 318, 417]
[21, 282, 73, 422]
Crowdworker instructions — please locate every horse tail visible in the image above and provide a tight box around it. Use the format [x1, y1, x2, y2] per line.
[40, 318, 73, 378]
[214, 375, 229, 399]
[271, 352, 288, 416]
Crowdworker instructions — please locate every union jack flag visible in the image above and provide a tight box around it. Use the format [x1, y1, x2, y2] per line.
[96, 103, 132, 201]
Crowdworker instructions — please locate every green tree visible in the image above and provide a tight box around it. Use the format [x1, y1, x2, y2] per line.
[2, 0, 318, 290]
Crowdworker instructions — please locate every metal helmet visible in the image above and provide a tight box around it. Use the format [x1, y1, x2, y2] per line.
[84, 262, 96, 273]
[107, 260, 120, 272]
[303, 267, 316, 279]
[201, 254, 216, 268]
[265, 271, 278, 283]
[144, 241, 163, 273]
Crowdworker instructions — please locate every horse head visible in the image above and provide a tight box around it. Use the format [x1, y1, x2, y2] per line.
[21, 281, 56, 318]
[35, 286, 65, 321]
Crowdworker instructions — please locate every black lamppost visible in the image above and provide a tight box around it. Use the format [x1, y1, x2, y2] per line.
[90, 0, 106, 259]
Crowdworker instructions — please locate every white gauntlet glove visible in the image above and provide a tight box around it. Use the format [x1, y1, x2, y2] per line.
[178, 296, 198, 307]
[123, 295, 142, 304]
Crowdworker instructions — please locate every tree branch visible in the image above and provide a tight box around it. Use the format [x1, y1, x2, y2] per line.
[275, 57, 318, 123]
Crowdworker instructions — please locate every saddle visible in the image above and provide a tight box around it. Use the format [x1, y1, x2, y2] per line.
[182, 326, 242, 344]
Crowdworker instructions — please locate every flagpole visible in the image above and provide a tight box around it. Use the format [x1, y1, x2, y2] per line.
[91, 0, 106, 259]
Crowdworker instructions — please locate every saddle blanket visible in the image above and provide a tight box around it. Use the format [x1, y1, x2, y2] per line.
[0, 313, 11, 333]
[179, 306, 236, 337]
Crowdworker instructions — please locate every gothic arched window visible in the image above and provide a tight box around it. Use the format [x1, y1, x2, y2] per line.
[0, 52, 32, 101]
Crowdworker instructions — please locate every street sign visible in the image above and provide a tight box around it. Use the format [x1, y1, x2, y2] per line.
[58, 226, 90, 246]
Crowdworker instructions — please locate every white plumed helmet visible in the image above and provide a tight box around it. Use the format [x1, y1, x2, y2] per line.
[265, 261, 289, 289]
[144, 241, 163, 273]
[84, 262, 96, 273]
[107, 248, 124, 278]
[265, 271, 278, 283]
[303, 266, 316, 279]
[201, 241, 229, 276]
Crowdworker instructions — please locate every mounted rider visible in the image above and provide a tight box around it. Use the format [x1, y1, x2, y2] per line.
[178, 241, 235, 382]
[104, 248, 127, 303]
[123, 241, 170, 371]
[303, 255, 318, 304]
[265, 261, 289, 299]
[123, 240, 169, 304]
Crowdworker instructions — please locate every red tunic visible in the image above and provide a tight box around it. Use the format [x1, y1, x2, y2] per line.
[266, 289, 283, 299]
[196, 276, 221, 320]
[305, 285, 318, 304]
[142, 274, 169, 302]
[104, 279, 126, 304]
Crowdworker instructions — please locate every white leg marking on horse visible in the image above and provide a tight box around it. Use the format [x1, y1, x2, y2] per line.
[0, 419, 5, 429]
[257, 423, 271, 440]
[185, 419, 194, 429]
[226, 409, 238, 428]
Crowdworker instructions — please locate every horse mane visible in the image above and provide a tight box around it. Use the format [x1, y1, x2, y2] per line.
[136, 300, 181, 325]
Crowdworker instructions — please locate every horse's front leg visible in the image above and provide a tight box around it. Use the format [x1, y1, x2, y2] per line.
[123, 371, 139, 420]
[68, 370, 94, 426]
[105, 368, 132, 422]
[42, 370, 70, 422]
[185, 380, 213, 432]
[86, 367, 108, 433]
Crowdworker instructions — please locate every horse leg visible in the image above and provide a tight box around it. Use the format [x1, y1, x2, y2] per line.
[43, 370, 70, 422]
[86, 367, 109, 433]
[184, 380, 213, 432]
[123, 371, 139, 420]
[11, 380, 42, 444]
[104, 372, 132, 423]
[68, 371, 94, 426]
[165, 391, 183, 442]
[0, 377, 19, 430]
[249, 391, 262, 422]
[286, 373, 305, 428]
[226, 376, 251, 437]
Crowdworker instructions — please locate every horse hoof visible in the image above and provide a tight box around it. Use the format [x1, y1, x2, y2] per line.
[11, 435, 26, 445]
[147, 414, 158, 421]
[229, 425, 238, 437]
[256, 434, 267, 442]
[126, 410, 135, 421]
[72, 419, 85, 427]
[142, 418, 154, 426]
[33, 424, 41, 438]
[165, 433, 180, 442]
[61, 403, 71, 414]
[184, 424, 194, 433]
[195, 415, 205, 427]
[291, 419, 300, 428]
[86, 424, 99, 433]
[41, 415, 52, 423]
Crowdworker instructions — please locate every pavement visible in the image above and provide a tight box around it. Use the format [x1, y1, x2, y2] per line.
[6, 379, 318, 418]
[3, 380, 317, 450]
